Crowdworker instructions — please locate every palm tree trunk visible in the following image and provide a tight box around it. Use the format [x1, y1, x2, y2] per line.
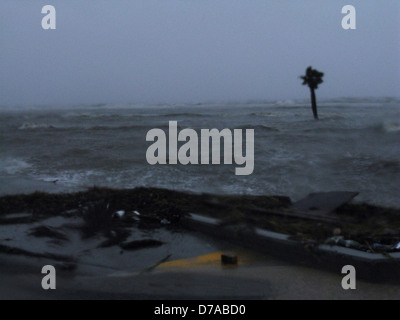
[310, 88, 318, 120]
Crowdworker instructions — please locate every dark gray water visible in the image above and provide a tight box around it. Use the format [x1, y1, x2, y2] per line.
[1, 97, 399, 207]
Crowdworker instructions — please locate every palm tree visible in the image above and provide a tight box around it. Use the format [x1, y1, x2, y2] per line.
[300, 66, 324, 119]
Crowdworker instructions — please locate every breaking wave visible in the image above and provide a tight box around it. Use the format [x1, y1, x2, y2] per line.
[274, 99, 296, 106]
[0, 158, 32, 175]
[18, 123, 56, 130]
[383, 121, 400, 133]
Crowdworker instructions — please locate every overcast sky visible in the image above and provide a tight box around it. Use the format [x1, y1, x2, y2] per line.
[0, 0, 399, 106]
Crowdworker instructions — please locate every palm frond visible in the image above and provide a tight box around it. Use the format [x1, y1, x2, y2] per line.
[300, 66, 324, 89]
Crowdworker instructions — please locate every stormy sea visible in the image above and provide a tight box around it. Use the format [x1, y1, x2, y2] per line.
[1, 97, 399, 208]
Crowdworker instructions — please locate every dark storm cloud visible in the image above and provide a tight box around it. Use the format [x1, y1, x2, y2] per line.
[0, 0, 399, 106]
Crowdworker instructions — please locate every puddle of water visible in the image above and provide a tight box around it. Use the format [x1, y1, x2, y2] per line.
[0, 215, 226, 276]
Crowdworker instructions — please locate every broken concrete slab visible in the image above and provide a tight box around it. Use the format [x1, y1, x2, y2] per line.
[291, 191, 359, 214]
[182, 212, 400, 282]
[28, 226, 69, 242]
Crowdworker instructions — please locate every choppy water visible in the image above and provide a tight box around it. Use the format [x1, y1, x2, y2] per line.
[0, 97, 399, 207]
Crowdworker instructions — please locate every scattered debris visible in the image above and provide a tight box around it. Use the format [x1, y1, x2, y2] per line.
[372, 243, 393, 252]
[325, 236, 344, 246]
[98, 229, 130, 248]
[80, 200, 115, 237]
[115, 210, 125, 218]
[325, 236, 400, 253]
[221, 253, 238, 265]
[0, 187, 399, 255]
[344, 240, 361, 250]
[333, 228, 341, 236]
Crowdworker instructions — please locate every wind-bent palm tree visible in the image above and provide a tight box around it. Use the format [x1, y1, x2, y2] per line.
[300, 66, 324, 119]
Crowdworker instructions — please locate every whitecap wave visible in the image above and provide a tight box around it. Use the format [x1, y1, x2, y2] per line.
[37, 170, 102, 187]
[18, 123, 55, 130]
[0, 158, 32, 175]
[274, 99, 295, 106]
[383, 121, 400, 133]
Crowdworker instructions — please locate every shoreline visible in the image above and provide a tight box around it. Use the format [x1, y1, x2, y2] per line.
[0, 176, 80, 196]
[1, 185, 399, 299]
[1, 173, 399, 210]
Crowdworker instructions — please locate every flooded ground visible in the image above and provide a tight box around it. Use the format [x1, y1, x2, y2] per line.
[1, 211, 400, 299]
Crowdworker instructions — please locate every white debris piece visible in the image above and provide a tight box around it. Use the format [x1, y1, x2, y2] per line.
[115, 210, 125, 217]
[133, 210, 140, 216]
